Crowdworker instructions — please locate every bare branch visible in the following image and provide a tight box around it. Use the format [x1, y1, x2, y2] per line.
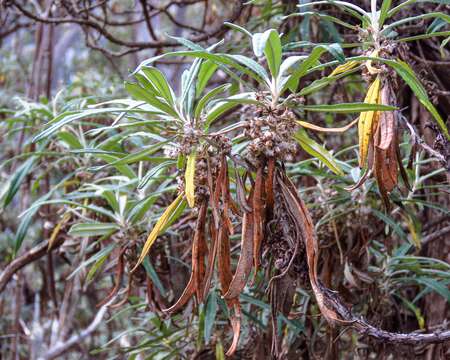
[39, 295, 118, 360]
[7, 0, 244, 56]
[0, 238, 63, 294]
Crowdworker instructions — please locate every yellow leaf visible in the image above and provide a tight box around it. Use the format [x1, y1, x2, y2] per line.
[48, 213, 71, 250]
[185, 152, 196, 208]
[365, 49, 381, 75]
[358, 76, 381, 167]
[329, 60, 359, 77]
[132, 193, 184, 272]
[297, 118, 358, 133]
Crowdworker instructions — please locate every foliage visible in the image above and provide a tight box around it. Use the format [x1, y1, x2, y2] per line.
[1, 1, 449, 359]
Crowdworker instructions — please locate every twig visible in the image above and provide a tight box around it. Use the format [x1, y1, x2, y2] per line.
[421, 225, 450, 246]
[0, 238, 63, 294]
[402, 115, 446, 163]
[321, 283, 450, 345]
[39, 295, 117, 360]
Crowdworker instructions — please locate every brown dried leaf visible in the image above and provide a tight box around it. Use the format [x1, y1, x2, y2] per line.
[225, 302, 241, 357]
[252, 165, 264, 273]
[163, 202, 207, 313]
[201, 221, 218, 300]
[265, 157, 275, 212]
[217, 220, 232, 296]
[224, 211, 254, 300]
[377, 85, 395, 151]
[235, 168, 252, 213]
[196, 203, 208, 303]
[278, 172, 341, 323]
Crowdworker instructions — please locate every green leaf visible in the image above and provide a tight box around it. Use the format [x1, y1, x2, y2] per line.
[204, 291, 218, 344]
[415, 277, 450, 302]
[93, 141, 169, 169]
[12, 175, 72, 255]
[263, 29, 282, 78]
[285, 11, 358, 30]
[134, 73, 158, 94]
[86, 251, 110, 282]
[68, 222, 120, 237]
[68, 244, 115, 279]
[297, 1, 369, 19]
[138, 160, 176, 190]
[125, 82, 178, 118]
[3, 156, 35, 208]
[427, 17, 449, 34]
[302, 102, 396, 113]
[293, 128, 344, 175]
[284, 42, 346, 94]
[127, 193, 161, 224]
[372, 209, 408, 241]
[252, 29, 282, 78]
[224, 22, 253, 38]
[379, 0, 392, 27]
[33, 107, 148, 142]
[388, 0, 448, 18]
[324, 43, 345, 63]
[14, 206, 37, 255]
[100, 190, 120, 213]
[227, 55, 270, 85]
[396, 30, 450, 42]
[57, 131, 83, 149]
[205, 93, 257, 129]
[181, 59, 203, 117]
[196, 60, 219, 96]
[21, 199, 117, 221]
[141, 67, 175, 105]
[194, 84, 231, 119]
[96, 154, 137, 179]
[386, 59, 449, 139]
[278, 56, 306, 80]
[383, 12, 450, 34]
[284, 46, 326, 93]
[142, 257, 167, 296]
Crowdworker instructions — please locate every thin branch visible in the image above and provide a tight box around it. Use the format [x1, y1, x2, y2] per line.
[421, 225, 450, 246]
[9, 0, 244, 53]
[321, 283, 450, 345]
[39, 294, 118, 360]
[0, 238, 64, 294]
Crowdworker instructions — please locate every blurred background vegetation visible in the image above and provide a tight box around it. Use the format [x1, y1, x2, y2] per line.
[0, 1, 449, 359]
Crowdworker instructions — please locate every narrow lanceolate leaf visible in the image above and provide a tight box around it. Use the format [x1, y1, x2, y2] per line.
[285, 46, 326, 93]
[185, 152, 197, 208]
[252, 29, 282, 78]
[385, 59, 449, 140]
[141, 66, 175, 105]
[329, 60, 359, 76]
[294, 128, 344, 176]
[132, 193, 184, 271]
[263, 29, 282, 78]
[68, 222, 120, 237]
[359, 76, 381, 168]
[303, 102, 393, 113]
[224, 210, 254, 300]
[377, 85, 395, 150]
[3, 156, 35, 208]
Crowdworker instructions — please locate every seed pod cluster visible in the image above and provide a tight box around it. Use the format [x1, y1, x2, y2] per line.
[175, 132, 232, 205]
[244, 105, 299, 163]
